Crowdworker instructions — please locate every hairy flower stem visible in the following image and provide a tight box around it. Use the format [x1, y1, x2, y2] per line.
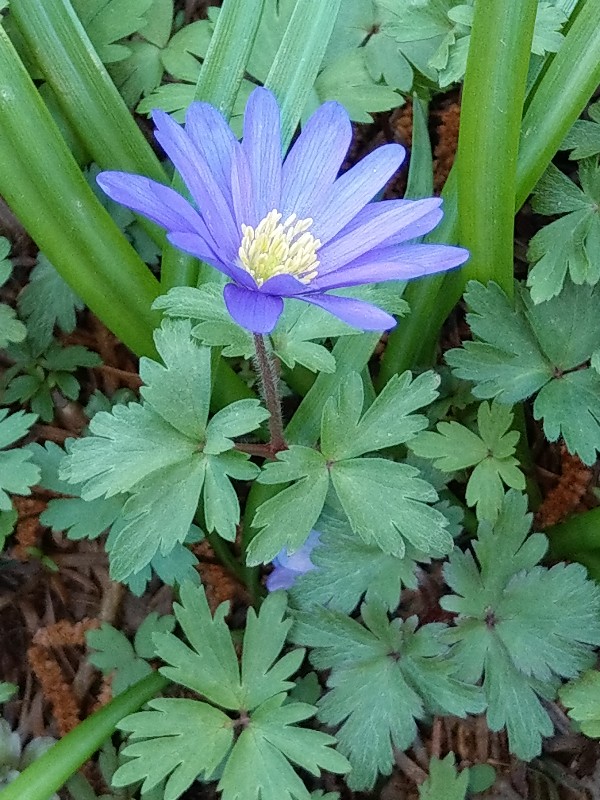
[253, 333, 286, 454]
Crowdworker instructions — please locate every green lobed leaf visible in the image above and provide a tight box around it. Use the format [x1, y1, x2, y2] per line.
[561, 99, 600, 160]
[60, 321, 264, 579]
[560, 670, 600, 738]
[0, 408, 40, 511]
[527, 160, 600, 302]
[0, 304, 26, 349]
[410, 401, 525, 522]
[249, 447, 329, 565]
[446, 280, 600, 464]
[441, 491, 600, 759]
[251, 371, 449, 563]
[116, 587, 348, 800]
[114, 698, 233, 798]
[87, 613, 175, 695]
[17, 254, 84, 351]
[290, 499, 426, 613]
[418, 754, 469, 800]
[218, 695, 349, 800]
[292, 602, 483, 791]
[71, 0, 154, 63]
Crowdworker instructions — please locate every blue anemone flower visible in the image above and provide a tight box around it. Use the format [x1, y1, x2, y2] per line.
[266, 530, 321, 592]
[97, 88, 468, 334]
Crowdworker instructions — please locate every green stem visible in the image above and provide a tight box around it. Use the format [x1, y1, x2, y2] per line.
[0, 26, 160, 357]
[379, 0, 600, 378]
[457, 0, 536, 295]
[11, 0, 168, 249]
[0, 673, 168, 800]
[286, 334, 379, 446]
[206, 531, 248, 586]
[546, 507, 600, 560]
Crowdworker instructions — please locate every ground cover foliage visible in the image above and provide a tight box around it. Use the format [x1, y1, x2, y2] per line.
[2, 1, 600, 799]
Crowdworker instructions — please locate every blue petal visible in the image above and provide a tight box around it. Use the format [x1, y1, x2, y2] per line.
[185, 101, 237, 210]
[300, 293, 396, 331]
[317, 197, 443, 274]
[230, 143, 255, 228]
[309, 143, 405, 243]
[260, 273, 309, 297]
[167, 232, 256, 288]
[242, 88, 282, 223]
[152, 109, 239, 259]
[223, 283, 284, 333]
[281, 101, 352, 220]
[266, 565, 297, 591]
[96, 172, 204, 234]
[314, 243, 470, 290]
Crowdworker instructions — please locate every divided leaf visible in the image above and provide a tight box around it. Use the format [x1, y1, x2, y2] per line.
[527, 160, 600, 302]
[71, 0, 154, 63]
[560, 670, 600, 738]
[561, 99, 600, 160]
[410, 401, 525, 522]
[446, 280, 600, 464]
[0, 408, 40, 512]
[115, 586, 348, 800]
[250, 372, 451, 565]
[441, 491, 600, 759]
[60, 321, 266, 579]
[86, 613, 175, 695]
[17, 255, 83, 351]
[292, 602, 483, 791]
[418, 754, 469, 800]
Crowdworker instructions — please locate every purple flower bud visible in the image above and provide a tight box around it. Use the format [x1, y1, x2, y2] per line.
[266, 530, 321, 591]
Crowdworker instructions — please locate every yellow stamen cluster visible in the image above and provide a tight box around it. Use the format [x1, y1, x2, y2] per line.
[238, 209, 321, 287]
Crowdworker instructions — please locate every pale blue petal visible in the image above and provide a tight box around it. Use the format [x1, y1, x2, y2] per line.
[309, 143, 405, 243]
[266, 565, 297, 591]
[152, 109, 239, 259]
[300, 293, 396, 330]
[242, 88, 282, 223]
[185, 101, 237, 210]
[230, 142, 255, 228]
[281, 101, 352, 220]
[223, 282, 284, 333]
[96, 172, 204, 234]
[314, 243, 470, 290]
[317, 197, 443, 274]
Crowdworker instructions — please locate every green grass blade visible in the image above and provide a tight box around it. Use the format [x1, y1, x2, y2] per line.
[160, 0, 266, 291]
[0, 674, 169, 800]
[265, 0, 342, 150]
[457, 0, 536, 295]
[10, 0, 168, 248]
[0, 26, 160, 357]
[379, 0, 600, 377]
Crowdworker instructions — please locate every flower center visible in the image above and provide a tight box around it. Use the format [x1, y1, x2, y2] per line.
[238, 209, 321, 287]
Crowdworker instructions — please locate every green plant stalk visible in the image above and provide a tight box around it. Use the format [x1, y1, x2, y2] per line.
[161, 0, 267, 290]
[265, 0, 342, 151]
[546, 507, 600, 560]
[0, 673, 169, 800]
[457, 0, 536, 295]
[10, 0, 169, 249]
[285, 334, 380, 446]
[3, 7, 252, 403]
[0, 26, 160, 357]
[379, 0, 600, 377]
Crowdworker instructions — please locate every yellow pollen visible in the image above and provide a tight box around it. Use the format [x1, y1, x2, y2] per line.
[238, 209, 321, 287]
